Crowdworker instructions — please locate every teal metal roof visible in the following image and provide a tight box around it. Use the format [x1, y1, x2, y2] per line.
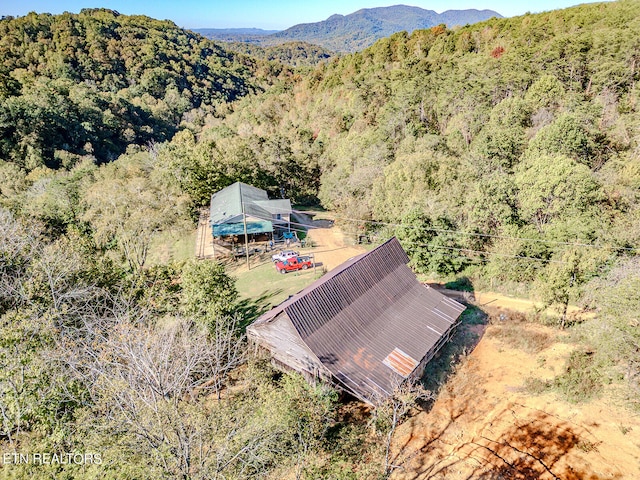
[210, 182, 270, 225]
[213, 220, 273, 237]
[255, 199, 292, 215]
[209, 182, 290, 237]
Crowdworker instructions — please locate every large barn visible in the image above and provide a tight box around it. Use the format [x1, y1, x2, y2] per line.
[247, 237, 466, 404]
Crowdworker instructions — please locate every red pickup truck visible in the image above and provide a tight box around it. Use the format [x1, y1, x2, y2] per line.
[275, 256, 313, 274]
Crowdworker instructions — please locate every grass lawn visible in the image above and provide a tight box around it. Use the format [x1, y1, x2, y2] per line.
[145, 224, 322, 323]
[229, 257, 323, 322]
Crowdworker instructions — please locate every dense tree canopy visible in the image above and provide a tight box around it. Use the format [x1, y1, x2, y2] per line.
[206, 0, 640, 281]
[0, 9, 285, 169]
[1, 2, 640, 478]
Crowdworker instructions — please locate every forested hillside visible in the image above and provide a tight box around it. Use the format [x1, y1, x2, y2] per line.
[1, 1, 640, 478]
[187, 0, 640, 421]
[220, 41, 335, 67]
[207, 0, 640, 296]
[201, 5, 501, 54]
[0, 9, 284, 169]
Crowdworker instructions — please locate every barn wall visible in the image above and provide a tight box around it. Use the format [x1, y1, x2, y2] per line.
[409, 319, 460, 384]
[248, 313, 330, 381]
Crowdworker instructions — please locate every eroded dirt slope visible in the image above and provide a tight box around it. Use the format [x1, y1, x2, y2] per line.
[390, 319, 640, 480]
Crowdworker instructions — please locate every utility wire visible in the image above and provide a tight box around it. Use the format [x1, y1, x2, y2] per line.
[240, 207, 640, 266]
[248, 211, 567, 264]
[285, 211, 639, 255]
[387, 241, 568, 265]
[329, 214, 640, 254]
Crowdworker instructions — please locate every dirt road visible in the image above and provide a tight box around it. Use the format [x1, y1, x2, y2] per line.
[300, 216, 367, 272]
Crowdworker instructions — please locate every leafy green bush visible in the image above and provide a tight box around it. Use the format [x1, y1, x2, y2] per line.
[552, 351, 603, 403]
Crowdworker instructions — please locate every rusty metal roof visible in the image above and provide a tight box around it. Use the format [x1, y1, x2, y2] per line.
[251, 237, 466, 403]
[383, 348, 418, 377]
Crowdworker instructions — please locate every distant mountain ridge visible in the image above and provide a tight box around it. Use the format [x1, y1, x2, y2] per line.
[196, 5, 502, 53]
[198, 28, 280, 35]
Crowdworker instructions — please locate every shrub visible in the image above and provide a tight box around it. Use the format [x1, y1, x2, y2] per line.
[552, 351, 602, 403]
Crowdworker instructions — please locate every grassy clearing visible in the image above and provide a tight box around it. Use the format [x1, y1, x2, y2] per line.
[487, 311, 605, 404]
[524, 350, 604, 403]
[144, 220, 323, 323]
[229, 258, 323, 322]
[486, 322, 553, 354]
[147, 229, 196, 266]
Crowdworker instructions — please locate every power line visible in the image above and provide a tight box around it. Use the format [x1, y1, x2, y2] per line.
[329, 214, 640, 254]
[244, 210, 637, 265]
[396, 241, 568, 264]
[250, 211, 566, 265]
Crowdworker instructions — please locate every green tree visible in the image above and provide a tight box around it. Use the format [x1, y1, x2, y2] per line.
[524, 74, 566, 112]
[535, 248, 606, 328]
[525, 113, 603, 167]
[396, 210, 469, 275]
[82, 151, 189, 271]
[180, 259, 238, 322]
[515, 154, 604, 232]
[583, 257, 640, 408]
[371, 136, 447, 221]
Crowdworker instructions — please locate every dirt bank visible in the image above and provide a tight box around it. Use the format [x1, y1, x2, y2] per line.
[389, 319, 640, 480]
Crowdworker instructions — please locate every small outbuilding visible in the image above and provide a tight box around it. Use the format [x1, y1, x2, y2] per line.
[247, 237, 466, 404]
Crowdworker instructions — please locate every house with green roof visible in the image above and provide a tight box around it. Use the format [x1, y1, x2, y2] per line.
[209, 182, 292, 242]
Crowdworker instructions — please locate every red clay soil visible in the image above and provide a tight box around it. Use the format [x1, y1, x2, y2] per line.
[389, 320, 640, 480]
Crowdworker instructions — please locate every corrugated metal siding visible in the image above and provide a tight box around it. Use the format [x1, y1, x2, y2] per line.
[286, 238, 409, 338]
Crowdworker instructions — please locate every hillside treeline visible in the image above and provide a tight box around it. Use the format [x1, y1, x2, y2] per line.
[0, 8, 287, 169]
[221, 41, 335, 67]
[1, 1, 639, 478]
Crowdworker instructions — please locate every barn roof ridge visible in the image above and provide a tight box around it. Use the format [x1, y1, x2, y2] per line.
[252, 237, 404, 326]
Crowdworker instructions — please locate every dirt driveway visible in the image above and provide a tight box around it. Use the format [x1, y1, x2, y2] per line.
[299, 215, 367, 272]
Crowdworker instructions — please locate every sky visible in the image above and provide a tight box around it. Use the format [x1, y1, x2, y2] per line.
[0, 0, 611, 30]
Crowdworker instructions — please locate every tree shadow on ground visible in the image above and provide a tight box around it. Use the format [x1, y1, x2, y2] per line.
[443, 276, 475, 292]
[399, 405, 619, 480]
[390, 300, 623, 480]
[235, 288, 283, 330]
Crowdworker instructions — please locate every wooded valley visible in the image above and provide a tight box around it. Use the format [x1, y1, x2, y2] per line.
[1, 2, 639, 478]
